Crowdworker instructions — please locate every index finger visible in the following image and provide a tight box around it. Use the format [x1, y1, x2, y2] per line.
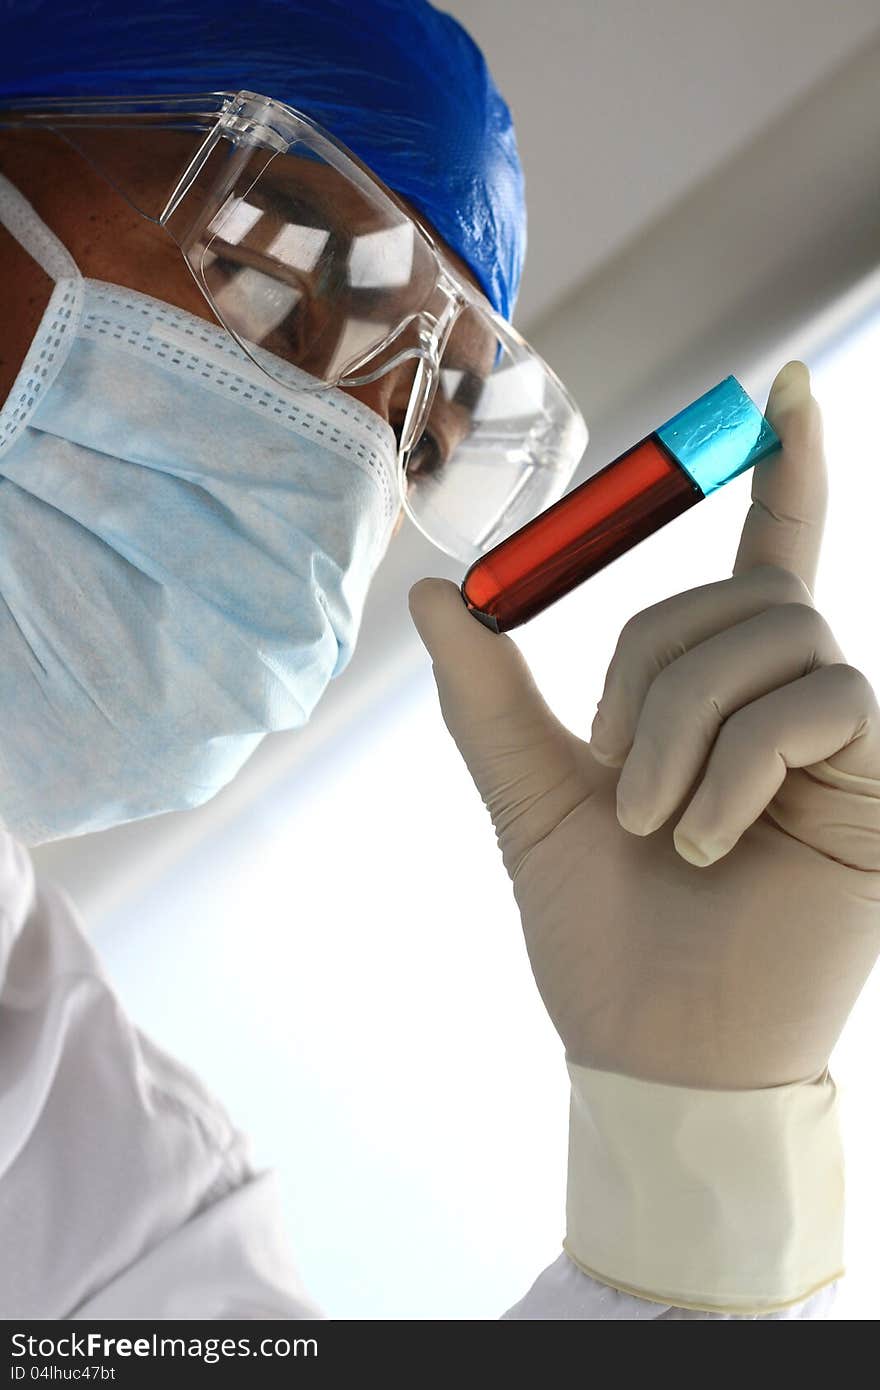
[732, 360, 827, 594]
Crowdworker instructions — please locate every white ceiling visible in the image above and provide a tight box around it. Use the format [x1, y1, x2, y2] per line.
[444, 0, 880, 327]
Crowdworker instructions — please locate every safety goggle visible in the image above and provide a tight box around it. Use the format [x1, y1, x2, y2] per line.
[0, 91, 588, 563]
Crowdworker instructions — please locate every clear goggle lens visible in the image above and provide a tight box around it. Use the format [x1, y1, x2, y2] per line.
[33, 112, 587, 562]
[191, 140, 442, 386]
[402, 305, 588, 562]
[195, 146, 587, 561]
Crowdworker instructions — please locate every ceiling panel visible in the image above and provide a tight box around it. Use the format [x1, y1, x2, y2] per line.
[444, 0, 880, 326]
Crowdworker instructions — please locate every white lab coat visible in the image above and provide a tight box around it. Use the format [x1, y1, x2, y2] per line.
[0, 830, 833, 1320]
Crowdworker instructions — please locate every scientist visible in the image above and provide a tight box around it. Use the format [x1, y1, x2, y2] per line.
[1, 0, 879, 1321]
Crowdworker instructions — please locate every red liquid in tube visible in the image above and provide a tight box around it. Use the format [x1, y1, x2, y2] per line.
[462, 436, 701, 632]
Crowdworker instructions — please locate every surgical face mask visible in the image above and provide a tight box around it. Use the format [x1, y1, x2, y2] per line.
[0, 173, 399, 845]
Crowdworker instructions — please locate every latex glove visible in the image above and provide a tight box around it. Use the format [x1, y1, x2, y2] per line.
[409, 360, 880, 1092]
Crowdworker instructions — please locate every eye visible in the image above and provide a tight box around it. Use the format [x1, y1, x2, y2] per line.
[406, 433, 443, 480]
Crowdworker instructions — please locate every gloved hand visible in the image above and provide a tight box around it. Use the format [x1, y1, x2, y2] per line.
[410, 361, 880, 1092]
[410, 361, 880, 1314]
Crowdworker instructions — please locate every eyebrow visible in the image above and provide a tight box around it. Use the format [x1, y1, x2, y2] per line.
[204, 236, 317, 293]
[257, 153, 384, 234]
[252, 180, 336, 229]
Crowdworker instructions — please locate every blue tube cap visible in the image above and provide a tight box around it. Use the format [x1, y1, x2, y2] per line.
[656, 376, 781, 496]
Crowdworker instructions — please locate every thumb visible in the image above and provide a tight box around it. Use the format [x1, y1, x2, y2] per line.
[409, 579, 587, 872]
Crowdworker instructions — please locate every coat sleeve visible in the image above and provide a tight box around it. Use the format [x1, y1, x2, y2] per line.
[0, 830, 316, 1319]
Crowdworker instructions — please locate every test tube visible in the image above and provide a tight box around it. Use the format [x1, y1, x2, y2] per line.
[461, 375, 781, 633]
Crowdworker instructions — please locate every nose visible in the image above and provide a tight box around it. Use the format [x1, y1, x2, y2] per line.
[341, 377, 392, 422]
[338, 358, 420, 435]
[338, 290, 459, 431]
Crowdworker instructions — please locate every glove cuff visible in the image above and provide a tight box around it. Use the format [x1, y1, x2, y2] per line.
[564, 1061, 844, 1315]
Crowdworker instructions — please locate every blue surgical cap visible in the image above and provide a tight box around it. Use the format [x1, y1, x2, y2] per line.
[0, 0, 526, 320]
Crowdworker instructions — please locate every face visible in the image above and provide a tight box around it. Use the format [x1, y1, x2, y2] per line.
[0, 128, 497, 526]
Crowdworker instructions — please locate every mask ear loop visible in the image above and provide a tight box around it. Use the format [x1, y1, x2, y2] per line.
[0, 170, 80, 283]
[0, 172, 85, 448]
